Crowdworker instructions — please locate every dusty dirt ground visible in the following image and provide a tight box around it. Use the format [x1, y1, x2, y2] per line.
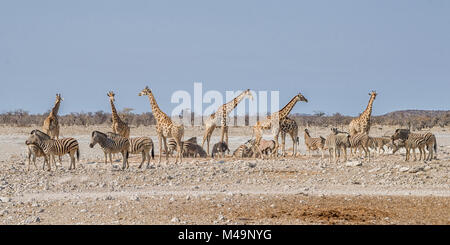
[0, 125, 449, 225]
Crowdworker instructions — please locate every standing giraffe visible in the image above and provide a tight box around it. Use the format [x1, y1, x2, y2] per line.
[348, 91, 377, 136]
[107, 91, 130, 138]
[42, 94, 63, 139]
[253, 93, 308, 158]
[139, 86, 184, 164]
[280, 117, 299, 157]
[201, 89, 253, 155]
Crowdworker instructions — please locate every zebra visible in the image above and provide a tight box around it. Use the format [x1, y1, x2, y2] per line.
[349, 133, 371, 162]
[391, 129, 437, 161]
[166, 137, 197, 156]
[183, 143, 207, 158]
[304, 128, 326, 158]
[325, 128, 351, 163]
[233, 144, 253, 158]
[89, 131, 130, 169]
[106, 132, 155, 168]
[211, 141, 230, 158]
[26, 130, 80, 171]
[369, 136, 392, 155]
[26, 143, 46, 171]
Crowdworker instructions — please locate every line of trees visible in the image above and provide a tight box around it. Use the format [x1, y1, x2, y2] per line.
[0, 109, 449, 130]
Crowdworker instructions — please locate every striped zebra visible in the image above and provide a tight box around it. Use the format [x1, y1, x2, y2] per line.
[304, 129, 326, 158]
[233, 144, 253, 158]
[26, 130, 80, 171]
[166, 137, 197, 156]
[89, 131, 130, 169]
[369, 136, 391, 155]
[183, 143, 207, 158]
[325, 128, 351, 163]
[107, 132, 155, 168]
[349, 133, 371, 162]
[26, 143, 46, 171]
[391, 129, 437, 161]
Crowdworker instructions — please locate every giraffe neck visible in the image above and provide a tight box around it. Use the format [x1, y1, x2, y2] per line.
[361, 95, 375, 119]
[50, 100, 61, 117]
[275, 96, 299, 119]
[220, 91, 249, 115]
[146, 93, 167, 123]
[110, 99, 121, 123]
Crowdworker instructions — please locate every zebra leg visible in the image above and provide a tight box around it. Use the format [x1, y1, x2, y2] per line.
[104, 152, 108, 164]
[139, 151, 145, 169]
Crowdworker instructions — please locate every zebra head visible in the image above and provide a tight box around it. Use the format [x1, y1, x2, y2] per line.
[391, 129, 410, 142]
[90, 131, 107, 148]
[31, 129, 51, 140]
[26, 134, 42, 146]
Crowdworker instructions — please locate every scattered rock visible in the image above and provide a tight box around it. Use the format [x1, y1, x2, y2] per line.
[399, 167, 410, 172]
[345, 161, 362, 167]
[0, 196, 11, 203]
[171, 217, 180, 223]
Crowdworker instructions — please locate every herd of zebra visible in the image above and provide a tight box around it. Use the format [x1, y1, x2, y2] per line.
[23, 90, 439, 171]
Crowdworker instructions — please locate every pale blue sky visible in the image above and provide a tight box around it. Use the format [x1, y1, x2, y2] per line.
[0, 0, 449, 116]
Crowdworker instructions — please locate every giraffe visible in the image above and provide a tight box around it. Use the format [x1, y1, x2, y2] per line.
[201, 89, 253, 155]
[348, 91, 377, 136]
[252, 92, 308, 158]
[280, 117, 299, 157]
[42, 94, 63, 139]
[107, 91, 130, 138]
[139, 86, 184, 164]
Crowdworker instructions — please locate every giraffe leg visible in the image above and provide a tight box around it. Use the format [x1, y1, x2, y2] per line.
[162, 136, 169, 164]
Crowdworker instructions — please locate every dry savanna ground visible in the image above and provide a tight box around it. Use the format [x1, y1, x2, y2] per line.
[0, 125, 449, 225]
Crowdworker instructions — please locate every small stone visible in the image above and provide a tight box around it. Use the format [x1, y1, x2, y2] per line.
[0, 196, 11, 203]
[345, 161, 362, 167]
[171, 217, 180, 223]
[399, 167, 409, 172]
[130, 195, 140, 201]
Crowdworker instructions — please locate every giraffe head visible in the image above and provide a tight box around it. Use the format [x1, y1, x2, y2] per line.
[139, 86, 152, 97]
[295, 92, 308, 103]
[244, 89, 254, 100]
[55, 93, 63, 102]
[107, 91, 115, 102]
[369, 90, 377, 99]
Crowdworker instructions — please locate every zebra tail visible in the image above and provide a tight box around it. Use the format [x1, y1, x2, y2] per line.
[151, 147, 155, 159]
[434, 138, 437, 153]
[76, 148, 80, 162]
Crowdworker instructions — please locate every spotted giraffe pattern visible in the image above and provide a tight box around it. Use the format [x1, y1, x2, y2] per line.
[202, 89, 253, 155]
[139, 86, 184, 164]
[107, 91, 130, 138]
[280, 117, 299, 156]
[349, 91, 377, 136]
[42, 94, 63, 139]
[253, 93, 308, 158]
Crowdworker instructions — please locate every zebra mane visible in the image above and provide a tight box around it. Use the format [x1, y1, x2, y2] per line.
[92, 131, 107, 138]
[31, 129, 51, 140]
